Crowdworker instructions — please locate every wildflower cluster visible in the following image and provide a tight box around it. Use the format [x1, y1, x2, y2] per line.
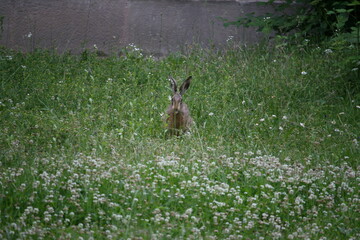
[1, 150, 359, 239]
[123, 43, 144, 59]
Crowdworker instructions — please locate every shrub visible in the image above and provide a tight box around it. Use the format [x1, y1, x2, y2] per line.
[224, 0, 359, 86]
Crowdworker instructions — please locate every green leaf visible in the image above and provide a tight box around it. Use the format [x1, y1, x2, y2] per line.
[335, 9, 348, 13]
[347, 0, 360, 6]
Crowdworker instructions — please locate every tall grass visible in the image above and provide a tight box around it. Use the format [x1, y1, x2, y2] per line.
[0, 44, 359, 239]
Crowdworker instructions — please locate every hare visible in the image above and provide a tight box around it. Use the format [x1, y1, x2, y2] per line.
[165, 76, 193, 136]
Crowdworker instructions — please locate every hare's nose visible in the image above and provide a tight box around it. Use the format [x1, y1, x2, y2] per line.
[172, 101, 180, 110]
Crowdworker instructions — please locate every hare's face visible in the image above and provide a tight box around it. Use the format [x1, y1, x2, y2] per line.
[168, 76, 191, 113]
[171, 93, 183, 113]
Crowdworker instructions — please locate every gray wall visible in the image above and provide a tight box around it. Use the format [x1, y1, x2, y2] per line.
[0, 0, 272, 56]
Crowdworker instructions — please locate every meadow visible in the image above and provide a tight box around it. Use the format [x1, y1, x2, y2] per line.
[0, 43, 359, 239]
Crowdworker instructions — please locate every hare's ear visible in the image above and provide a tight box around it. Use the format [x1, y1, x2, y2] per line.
[169, 77, 177, 93]
[180, 76, 192, 95]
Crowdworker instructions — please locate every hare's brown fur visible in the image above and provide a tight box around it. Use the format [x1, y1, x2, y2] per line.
[165, 76, 193, 136]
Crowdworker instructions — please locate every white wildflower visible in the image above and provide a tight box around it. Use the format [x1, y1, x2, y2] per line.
[226, 35, 234, 42]
[324, 49, 333, 54]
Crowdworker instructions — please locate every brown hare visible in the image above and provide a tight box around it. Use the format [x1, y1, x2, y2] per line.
[165, 76, 193, 136]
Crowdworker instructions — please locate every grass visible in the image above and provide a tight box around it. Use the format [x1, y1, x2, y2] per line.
[0, 43, 359, 239]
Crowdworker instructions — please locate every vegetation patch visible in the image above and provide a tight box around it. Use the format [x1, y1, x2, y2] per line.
[0, 43, 359, 239]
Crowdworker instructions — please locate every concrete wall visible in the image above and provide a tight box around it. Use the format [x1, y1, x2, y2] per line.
[0, 0, 273, 56]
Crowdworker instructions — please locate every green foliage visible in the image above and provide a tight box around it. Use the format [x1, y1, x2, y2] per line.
[0, 45, 359, 239]
[224, 0, 360, 83]
[224, 0, 359, 42]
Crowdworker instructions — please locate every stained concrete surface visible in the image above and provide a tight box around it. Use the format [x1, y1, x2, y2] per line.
[0, 0, 273, 55]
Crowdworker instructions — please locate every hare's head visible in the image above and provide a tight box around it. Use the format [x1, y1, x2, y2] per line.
[169, 76, 192, 113]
